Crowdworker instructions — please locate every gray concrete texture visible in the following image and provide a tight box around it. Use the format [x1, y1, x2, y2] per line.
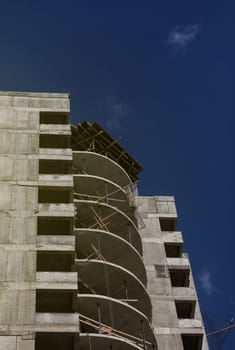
[0, 91, 209, 350]
[137, 196, 209, 350]
[0, 92, 72, 350]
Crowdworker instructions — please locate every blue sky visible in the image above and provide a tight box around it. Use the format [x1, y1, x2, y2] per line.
[0, 1, 234, 348]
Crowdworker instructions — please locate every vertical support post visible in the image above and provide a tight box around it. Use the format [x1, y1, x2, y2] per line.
[124, 280, 129, 300]
[105, 183, 108, 204]
[140, 319, 147, 350]
[97, 303, 102, 334]
[88, 334, 92, 350]
[97, 232, 101, 257]
[82, 158, 86, 174]
[98, 206, 102, 225]
[127, 224, 132, 245]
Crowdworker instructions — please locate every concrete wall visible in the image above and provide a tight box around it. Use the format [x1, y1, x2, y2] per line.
[0, 92, 70, 350]
[137, 196, 209, 350]
[0, 91, 209, 350]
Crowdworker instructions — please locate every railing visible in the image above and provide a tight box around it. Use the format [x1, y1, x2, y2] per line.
[80, 313, 152, 350]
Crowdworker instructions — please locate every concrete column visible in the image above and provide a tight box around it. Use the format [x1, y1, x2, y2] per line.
[0, 104, 39, 350]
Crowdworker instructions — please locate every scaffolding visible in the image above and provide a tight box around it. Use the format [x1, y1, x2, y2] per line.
[71, 121, 143, 182]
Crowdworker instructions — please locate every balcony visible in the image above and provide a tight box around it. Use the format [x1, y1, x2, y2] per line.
[75, 259, 151, 319]
[79, 333, 145, 350]
[73, 174, 136, 219]
[75, 228, 146, 285]
[74, 200, 142, 254]
[77, 294, 156, 350]
[73, 151, 132, 188]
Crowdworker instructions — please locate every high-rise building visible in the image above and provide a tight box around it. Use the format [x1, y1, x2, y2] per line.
[0, 91, 209, 350]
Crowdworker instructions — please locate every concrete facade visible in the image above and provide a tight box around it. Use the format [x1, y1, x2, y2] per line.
[0, 91, 209, 350]
[138, 196, 209, 350]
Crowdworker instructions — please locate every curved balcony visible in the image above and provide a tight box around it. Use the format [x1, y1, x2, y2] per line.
[73, 151, 132, 188]
[74, 200, 142, 254]
[76, 259, 151, 319]
[75, 228, 146, 286]
[78, 333, 144, 350]
[73, 174, 136, 220]
[77, 294, 157, 350]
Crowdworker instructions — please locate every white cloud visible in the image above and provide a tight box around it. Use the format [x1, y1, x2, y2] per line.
[199, 269, 213, 295]
[105, 95, 130, 132]
[167, 24, 201, 52]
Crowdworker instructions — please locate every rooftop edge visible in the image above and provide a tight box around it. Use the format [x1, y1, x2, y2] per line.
[0, 91, 70, 98]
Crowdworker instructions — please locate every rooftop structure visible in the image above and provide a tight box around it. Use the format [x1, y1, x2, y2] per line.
[0, 91, 209, 350]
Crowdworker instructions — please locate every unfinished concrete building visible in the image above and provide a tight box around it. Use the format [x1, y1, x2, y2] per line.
[0, 91, 209, 350]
